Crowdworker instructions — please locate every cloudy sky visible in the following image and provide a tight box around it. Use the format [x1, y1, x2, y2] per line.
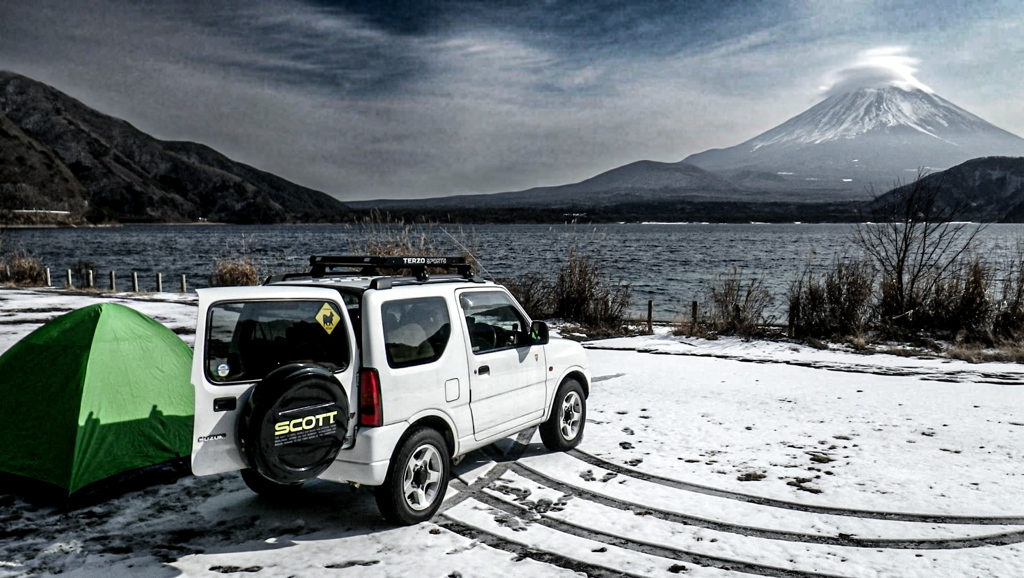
[1, 0, 1022, 200]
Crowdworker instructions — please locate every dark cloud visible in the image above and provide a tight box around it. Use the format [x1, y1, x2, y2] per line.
[0, 0, 1020, 200]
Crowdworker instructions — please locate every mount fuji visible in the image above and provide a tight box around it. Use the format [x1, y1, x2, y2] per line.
[684, 86, 1024, 199]
[359, 78, 1024, 221]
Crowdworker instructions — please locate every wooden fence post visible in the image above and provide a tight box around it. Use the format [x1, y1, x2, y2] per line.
[156, 273, 163, 293]
[44, 268, 51, 287]
[646, 299, 653, 334]
[788, 300, 799, 338]
[87, 270, 94, 289]
[690, 300, 698, 336]
[132, 272, 139, 292]
[66, 269, 73, 288]
[180, 274, 187, 293]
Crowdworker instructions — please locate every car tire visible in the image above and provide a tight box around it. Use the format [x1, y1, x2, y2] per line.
[539, 378, 586, 452]
[240, 468, 306, 500]
[375, 427, 450, 525]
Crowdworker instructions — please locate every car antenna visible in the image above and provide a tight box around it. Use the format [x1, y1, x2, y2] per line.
[440, 226, 494, 281]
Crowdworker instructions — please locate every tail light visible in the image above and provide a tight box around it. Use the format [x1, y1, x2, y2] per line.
[359, 368, 383, 427]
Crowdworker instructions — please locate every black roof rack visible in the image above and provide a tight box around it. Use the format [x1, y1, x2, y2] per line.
[264, 255, 481, 285]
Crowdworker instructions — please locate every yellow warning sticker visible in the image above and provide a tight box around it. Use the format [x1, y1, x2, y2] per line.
[315, 302, 340, 335]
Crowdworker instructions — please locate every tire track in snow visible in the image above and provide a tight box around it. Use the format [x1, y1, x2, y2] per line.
[569, 449, 1024, 526]
[435, 517, 649, 578]
[438, 428, 536, 516]
[471, 492, 846, 578]
[439, 428, 650, 578]
[440, 415, 1024, 577]
[511, 463, 1024, 550]
[442, 431, 904, 577]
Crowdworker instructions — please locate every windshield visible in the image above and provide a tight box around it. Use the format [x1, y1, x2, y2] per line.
[205, 300, 350, 384]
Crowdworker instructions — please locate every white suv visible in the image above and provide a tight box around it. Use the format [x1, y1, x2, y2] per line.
[191, 256, 591, 524]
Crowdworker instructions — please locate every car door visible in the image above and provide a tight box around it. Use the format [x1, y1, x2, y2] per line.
[458, 289, 547, 441]
[191, 286, 358, 476]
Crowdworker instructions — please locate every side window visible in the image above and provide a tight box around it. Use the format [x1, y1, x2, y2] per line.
[382, 297, 451, 368]
[459, 291, 529, 354]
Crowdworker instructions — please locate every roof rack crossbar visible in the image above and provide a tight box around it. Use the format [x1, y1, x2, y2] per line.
[308, 255, 473, 282]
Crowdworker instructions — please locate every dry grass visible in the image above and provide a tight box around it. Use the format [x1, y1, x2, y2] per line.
[497, 236, 634, 334]
[946, 344, 1024, 364]
[209, 259, 260, 287]
[553, 244, 632, 330]
[788, 259, 874, 339]
[499, 273, 554, 319]
[0, 247, 47, 286]
[994, 241, 1024, 341]
[350, 211, 481, 275]
[700, 268, 774, 336]
[924, 257, 992, 341]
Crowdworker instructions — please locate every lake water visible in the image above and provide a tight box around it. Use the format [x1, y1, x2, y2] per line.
[7, 223, 1024, 320]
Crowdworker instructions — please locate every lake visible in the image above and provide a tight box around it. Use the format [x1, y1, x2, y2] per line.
[7, 223, 1024, 320]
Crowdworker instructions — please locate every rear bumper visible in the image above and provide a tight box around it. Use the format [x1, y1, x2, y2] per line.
[319, 421, 409, 486]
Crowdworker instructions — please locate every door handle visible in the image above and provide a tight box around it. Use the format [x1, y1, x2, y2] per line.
[477, 365, 490, 376]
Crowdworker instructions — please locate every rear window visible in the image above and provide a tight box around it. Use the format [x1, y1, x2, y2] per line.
[206, 300, 350, 384]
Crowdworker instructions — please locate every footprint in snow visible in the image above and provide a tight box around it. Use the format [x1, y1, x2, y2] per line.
[579, 469, 597, 482]
[622, 427, 634, 435]
[494, 513, 528, 532]
[619, 441, 634, 450]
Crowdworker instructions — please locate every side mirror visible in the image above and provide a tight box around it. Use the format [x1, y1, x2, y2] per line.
[529, 321, 549, 345]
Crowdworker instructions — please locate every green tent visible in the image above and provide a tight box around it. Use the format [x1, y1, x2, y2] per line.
[0, 303, 193, 503]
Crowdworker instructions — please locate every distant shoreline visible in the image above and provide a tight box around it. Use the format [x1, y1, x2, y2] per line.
[2, 221, 232, 230]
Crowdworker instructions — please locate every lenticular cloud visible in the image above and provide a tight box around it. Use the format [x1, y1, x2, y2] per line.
[821, 46, 932, 97]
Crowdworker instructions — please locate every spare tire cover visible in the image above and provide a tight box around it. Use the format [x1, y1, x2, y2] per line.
[239, 363, 349, 484]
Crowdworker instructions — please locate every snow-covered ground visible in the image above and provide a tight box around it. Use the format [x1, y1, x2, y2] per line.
[3, 288, 1024, 577]
[0, 288, 198, 351]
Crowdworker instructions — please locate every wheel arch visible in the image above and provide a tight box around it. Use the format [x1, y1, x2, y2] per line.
[563, 370, 590, 398]
[404, 410, 458, 458]
[542, 368, 589, 422]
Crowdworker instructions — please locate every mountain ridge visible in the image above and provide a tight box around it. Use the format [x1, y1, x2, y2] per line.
[355, 159, 747, 211]
[0, 71, 349, 224]
[867, 156, 1024, 222]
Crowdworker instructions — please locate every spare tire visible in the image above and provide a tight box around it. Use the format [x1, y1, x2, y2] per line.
[239, 363, 349, 485]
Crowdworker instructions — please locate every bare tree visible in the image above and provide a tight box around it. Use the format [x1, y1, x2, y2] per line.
[854, 170, 983, 333]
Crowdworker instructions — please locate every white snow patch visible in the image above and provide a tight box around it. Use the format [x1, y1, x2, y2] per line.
[5, 289, 1024, 577]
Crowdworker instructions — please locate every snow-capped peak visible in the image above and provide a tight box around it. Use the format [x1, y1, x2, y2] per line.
[748, 87, 993, 151]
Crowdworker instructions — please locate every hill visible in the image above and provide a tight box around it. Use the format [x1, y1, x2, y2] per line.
[358, 160, 747, 213]
[0, 71, 349, 224]
[866, 157, 1024, 222]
